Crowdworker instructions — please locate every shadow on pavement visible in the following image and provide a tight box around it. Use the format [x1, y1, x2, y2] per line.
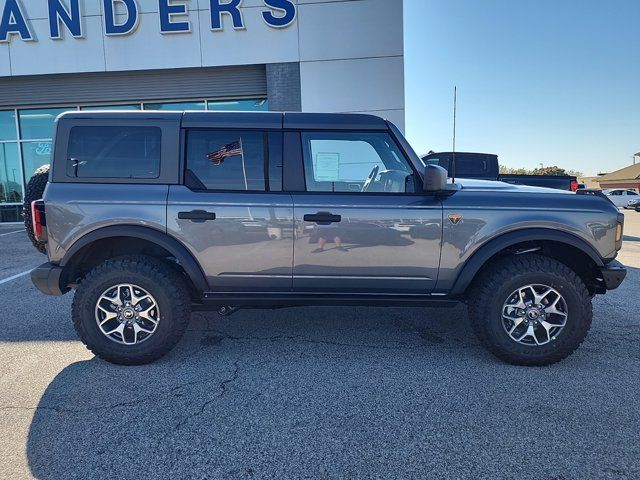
[24, 292, 640, 479]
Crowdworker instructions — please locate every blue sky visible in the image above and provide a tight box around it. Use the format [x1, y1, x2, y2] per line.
[403, 0, 640, 176]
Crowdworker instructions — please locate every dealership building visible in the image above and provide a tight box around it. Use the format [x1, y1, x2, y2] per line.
[0, 0, 405, 223]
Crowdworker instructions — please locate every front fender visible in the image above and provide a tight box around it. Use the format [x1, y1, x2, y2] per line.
[442, 228, 604, 296]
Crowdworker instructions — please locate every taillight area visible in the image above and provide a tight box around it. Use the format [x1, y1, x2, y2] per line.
[570, 179, 579, 192]
[31, 200, 47, 243]
[615, 213, 624, 251]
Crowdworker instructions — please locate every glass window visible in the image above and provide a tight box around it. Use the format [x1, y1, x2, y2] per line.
[186, 130, 266, 191]
[0, 143, 22, 203]
[207, 99, 268, 111]
[66, 126, 161, 179]
[80, 104, 141, 111]
[0, 205, 22, 222]
[0, 110, 18, 141]
[144, 101, 205, 111]
[19, 108, 70, 139]
[21, 141, 53, 185]
[301, 132, 414, 193]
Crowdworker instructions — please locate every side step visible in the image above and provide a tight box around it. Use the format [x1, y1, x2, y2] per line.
[196, 292, 458, 309]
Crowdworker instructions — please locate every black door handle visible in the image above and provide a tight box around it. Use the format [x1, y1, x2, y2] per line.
[178, 210, 216, 222]
[304, 212, 342, 225]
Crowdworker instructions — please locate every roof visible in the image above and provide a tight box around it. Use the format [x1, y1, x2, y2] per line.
[595, 163, 640, 182]
[58, 111, 390, 131]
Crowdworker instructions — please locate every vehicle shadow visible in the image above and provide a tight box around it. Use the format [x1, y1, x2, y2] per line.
[23, 277, 640, 479]
[25, 304, 489, 479]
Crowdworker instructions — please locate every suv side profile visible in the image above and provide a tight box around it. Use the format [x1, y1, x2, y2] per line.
[29, 111, 627, 366]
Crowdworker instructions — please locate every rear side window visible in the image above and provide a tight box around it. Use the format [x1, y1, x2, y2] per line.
[185, 130, 266, 191]
[66, 126, 161, 179]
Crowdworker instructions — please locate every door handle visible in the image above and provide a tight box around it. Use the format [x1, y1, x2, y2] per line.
[303, 212, 342, 225]
[178, 210, 216, 222]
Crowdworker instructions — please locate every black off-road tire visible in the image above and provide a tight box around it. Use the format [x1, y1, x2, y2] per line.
[23, 164, 50, 254]
[72, 255, 192, 365]
[468, 254, 592, 366]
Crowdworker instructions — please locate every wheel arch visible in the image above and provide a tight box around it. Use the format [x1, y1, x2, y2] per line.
[451, 228, 605, 296]
[60, 225, 209, 293]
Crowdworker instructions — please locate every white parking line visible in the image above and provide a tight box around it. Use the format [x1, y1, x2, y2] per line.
[0, 269, 33, 286]
[0, 230, 25, 237]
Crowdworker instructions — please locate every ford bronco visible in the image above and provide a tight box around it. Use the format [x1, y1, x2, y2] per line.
[26, 111, 627, 366]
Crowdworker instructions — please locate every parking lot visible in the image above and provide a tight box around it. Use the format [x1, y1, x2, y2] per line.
[0, 212, 638, 479]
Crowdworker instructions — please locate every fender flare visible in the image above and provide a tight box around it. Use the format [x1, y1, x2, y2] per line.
[60, 225, 209, 292]
[450, 228, 604, 295]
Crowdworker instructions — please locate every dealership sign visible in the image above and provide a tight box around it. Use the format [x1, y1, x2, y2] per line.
[0, 0, 297, 42]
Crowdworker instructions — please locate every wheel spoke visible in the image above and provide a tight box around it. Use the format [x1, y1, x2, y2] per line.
[139, 306, 158, 323]
[97, 306, 118, 324]
[544, 296, 567, 318]
[104, 323, 125, 337]
[516, 324, 536, 343]
[513, 289, 528, 309]
[129, 286, 150, 307]
[532, 286, 553, 305]
[507, 317, 524, 335]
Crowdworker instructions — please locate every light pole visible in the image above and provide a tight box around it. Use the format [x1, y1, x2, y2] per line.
[634, 152, 640, 165]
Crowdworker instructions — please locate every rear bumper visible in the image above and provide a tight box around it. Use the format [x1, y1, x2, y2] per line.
[31, 263, 70, 296]
[598, 260, 627, 291]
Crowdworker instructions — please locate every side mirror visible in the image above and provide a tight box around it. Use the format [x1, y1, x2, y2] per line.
[423, 164, 448, 192]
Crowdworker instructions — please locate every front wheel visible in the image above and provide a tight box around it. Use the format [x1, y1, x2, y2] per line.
[468, 254, 592, 366]
[72, 256, 192, 365]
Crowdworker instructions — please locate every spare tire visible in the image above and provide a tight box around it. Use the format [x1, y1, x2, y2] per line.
[23, 164, 50, 255]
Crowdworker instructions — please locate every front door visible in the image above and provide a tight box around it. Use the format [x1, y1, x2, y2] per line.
[292, 131, 443, 294]
[167, 129, 293, 292]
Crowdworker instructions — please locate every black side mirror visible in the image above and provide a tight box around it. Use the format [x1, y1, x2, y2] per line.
[423, 164, 448, 192]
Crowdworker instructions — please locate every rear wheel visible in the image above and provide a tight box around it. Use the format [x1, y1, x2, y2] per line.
[72, 256, 191, 365]
[468, 254, 592, 366]
[23, 164, 50, 254]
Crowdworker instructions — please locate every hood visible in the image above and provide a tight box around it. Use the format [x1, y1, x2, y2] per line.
[454, 178, 573, 194]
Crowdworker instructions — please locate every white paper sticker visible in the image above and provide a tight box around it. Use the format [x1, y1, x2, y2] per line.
[315, 153, 340, 181]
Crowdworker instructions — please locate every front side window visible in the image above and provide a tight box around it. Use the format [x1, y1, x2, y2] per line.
[302, 132, 414, 193]
[66, 126, 161, 179]
[186, 130, 266, 191]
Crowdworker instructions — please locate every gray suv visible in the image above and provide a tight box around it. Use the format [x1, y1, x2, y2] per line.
[28, 111, 626, 366]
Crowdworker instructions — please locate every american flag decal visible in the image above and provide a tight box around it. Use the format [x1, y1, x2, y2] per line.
[207, 140, 243, 165]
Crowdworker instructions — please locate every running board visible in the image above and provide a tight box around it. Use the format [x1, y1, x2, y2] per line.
[196, 292, 458, 309]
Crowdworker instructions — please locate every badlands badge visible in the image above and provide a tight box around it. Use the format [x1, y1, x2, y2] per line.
[448, 213, 463, 225]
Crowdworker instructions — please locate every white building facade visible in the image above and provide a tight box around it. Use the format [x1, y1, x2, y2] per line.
[0, 0, 405, 222]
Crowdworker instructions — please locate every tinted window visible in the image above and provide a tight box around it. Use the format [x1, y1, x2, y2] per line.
[423, 153, 498, 179]
[67, 126, 161, 179]
[301, 132, 413, 193]
[186, 130, 266, 191]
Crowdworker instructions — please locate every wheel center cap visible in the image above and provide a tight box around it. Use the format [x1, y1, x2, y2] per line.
[527, 309, 540, 320]
[122, 308, 135, 320]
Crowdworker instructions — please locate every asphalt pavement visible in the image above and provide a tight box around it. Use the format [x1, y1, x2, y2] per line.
[0, 212, 638, 479]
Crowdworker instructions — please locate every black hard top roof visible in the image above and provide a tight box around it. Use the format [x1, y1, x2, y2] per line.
[58, 110, 389, 131]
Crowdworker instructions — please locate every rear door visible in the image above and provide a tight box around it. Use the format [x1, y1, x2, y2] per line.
[290, 130, 443, 294]
[167, 114, 293, 292]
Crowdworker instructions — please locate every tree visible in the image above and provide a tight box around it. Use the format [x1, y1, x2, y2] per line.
[499, 164, 583, 177]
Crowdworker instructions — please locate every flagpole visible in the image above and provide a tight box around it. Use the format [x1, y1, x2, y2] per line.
[239, 137, 248, 191]
[238, 137, 254, 220]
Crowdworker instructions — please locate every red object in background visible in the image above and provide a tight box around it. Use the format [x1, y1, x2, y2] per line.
[570, 179, 579, 192]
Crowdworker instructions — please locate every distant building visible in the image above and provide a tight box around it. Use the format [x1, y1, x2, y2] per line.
[578, 176, 605, 189]
[595, 163, 640, 192]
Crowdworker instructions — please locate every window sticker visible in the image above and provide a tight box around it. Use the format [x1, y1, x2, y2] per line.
[315, 153, 340, 181]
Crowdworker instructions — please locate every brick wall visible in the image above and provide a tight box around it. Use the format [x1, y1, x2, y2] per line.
[266, 63, 302, 112]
